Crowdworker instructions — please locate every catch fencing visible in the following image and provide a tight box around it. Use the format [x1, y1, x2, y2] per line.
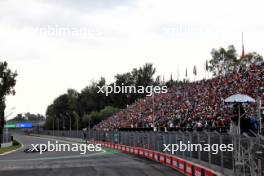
[35, 130, 264, 176]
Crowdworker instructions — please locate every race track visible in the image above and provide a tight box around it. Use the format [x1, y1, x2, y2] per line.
[0, 134, 183, 176]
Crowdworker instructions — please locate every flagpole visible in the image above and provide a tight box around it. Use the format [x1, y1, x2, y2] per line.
[177, 65, 179, 81]
[193, 65, 197, 82]
[242, 32, 243, 46]
[204, 61, 206, 79]
[206, 60, 209, 79]
[242, 32, 244, 64]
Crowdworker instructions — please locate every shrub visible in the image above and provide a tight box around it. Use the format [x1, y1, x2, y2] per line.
[12, 140, 20, 146]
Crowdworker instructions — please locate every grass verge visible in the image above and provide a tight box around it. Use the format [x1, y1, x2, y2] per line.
[0, 140, 21, 154]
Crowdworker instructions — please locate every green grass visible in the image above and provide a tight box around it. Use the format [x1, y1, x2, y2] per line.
[0, 140, 21, 154]
[102, 147, 119, 154]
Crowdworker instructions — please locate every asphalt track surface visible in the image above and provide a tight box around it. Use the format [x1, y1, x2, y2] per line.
[0, 134, 183, 176]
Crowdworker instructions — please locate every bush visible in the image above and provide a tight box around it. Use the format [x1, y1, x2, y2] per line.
[12, 140, 20, 146]
[83, 106, 119, 127]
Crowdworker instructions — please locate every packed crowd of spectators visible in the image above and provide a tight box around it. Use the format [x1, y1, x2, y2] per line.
[95, 62, 264, 133]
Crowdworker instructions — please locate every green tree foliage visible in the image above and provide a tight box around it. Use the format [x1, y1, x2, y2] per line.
[208, 45, 263, 76]
[0, 61, 17, 143]
[82, 106, 119, 129]
[241, 52, 263, 68]
[209, 45, 238, 76]
[44, 63, 157, 130]
[110, 63, 157, 107]
[45, 90, 79, 130]
[77, 77, 109, 118]
[8, 113, 45, 122]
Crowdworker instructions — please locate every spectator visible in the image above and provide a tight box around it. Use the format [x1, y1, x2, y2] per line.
[95, 62, 264, 133]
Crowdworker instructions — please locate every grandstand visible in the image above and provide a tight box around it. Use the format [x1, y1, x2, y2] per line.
[91, 62, 264, 176]
[95, 62, 264, 133]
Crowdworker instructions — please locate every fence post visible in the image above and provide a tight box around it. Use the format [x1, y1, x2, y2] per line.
[208, 132, 211, 168]
[220, 134, 224, 171]
[198, 132, 201, 161]
[183, 132, 186, 158]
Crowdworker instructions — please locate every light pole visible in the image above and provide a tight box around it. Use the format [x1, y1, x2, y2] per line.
[73, 111, 79, 137]
[88, 115, 91, 131]
[52, 117, 55, 136]
[76, 115, 78, 131]
[65, 112, 72, 136]
[152, 93, 155, 131]
[57, 118, 60, 131]
[60, 114, 65, 131]
[68, 113, 72, 133]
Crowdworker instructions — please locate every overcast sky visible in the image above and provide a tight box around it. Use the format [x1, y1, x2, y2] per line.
[1, 0, 264, 118]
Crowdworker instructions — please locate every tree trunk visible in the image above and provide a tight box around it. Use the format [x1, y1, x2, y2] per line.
[0, 100, 5, 144]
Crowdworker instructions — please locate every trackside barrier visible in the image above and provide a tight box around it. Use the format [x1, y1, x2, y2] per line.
[154, 152, 159, 161]
[194, 166, 202, 176]
[134, 148, 139, 155]
[125, 146, 130, 153]
[165, 154, 172, 166]
[147, 150, 154, 159]
[129, 147, 134, 153]
[171, 157, 178, 169]
[38, 130, 264, 175]
[178, 159, 185, 174]
[159, 152, 165, 163]
[139, 148, 144, 156]
[186, 162, 192, 176]
[90, 140, 219, 176]
[144, 149, 149, 158]
[121, 145, 126, 152]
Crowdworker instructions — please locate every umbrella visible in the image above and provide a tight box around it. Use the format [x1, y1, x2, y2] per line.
[224, 94, 256, 103]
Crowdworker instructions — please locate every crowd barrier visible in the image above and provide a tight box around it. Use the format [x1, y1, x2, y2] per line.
[33, 130, 264, 176]
[90, 140, 220, 176]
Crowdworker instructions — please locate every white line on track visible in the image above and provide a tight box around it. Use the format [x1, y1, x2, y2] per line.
[0, 134, 106, 161]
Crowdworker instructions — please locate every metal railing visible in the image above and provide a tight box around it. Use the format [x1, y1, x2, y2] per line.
[34, 130, 264, 176]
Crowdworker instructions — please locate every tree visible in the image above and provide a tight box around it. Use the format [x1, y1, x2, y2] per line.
[135, 63, 156, 88]
[77, 77, 107, 117]
[9, 113, 45, 122]
[0, 61, 17, 143]
[208, 45, 263, 76]
[112, 72, 134, 107]
[44, 63, 158, 130]
[240, 52, 263, 68]
[208, 45, 238, 76]
[82, 106, 119, 128]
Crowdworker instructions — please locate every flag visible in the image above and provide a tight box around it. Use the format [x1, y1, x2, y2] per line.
[185, 68, 188, 77]
[205, 60, 209, 71]
[241, 32, 245, 64]
[193, 65, 197, 76]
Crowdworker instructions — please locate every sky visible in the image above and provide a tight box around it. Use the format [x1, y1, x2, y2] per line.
[1, 0, 264, 118]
